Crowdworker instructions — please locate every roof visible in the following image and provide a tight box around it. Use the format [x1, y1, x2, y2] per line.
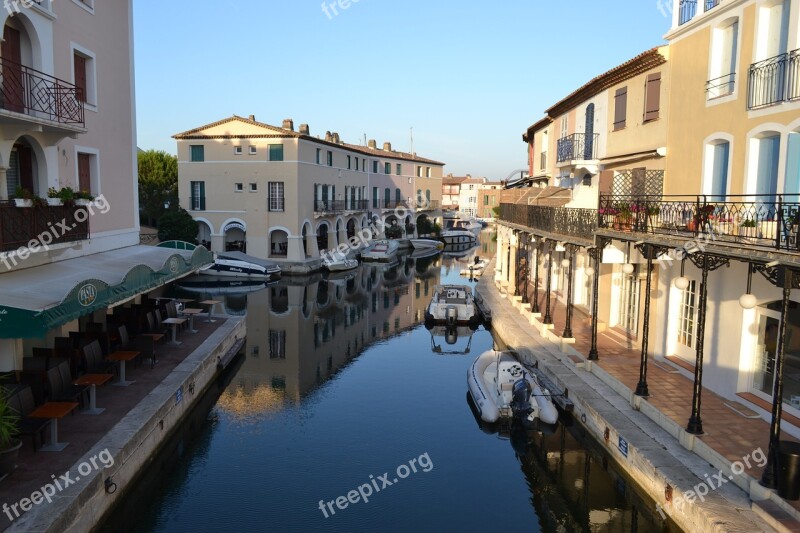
[523, 116, 554, 142]
[173, 115, 445, 166]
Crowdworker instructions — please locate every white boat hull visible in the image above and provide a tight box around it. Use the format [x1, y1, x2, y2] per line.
[441, 231, 477, 245]
[467, 351, 559, 425]
[410, 238, 444, 250]
[425, 285, 478, 326]
[361, 240, 400, 262]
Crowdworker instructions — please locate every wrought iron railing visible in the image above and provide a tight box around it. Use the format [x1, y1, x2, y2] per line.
[598, 194, 800, 253]
[417, 200, 440, 210]
[499, 203, 597, 242]
[556, 133, 599, 163]
[379, 200, 409, 210]
[679, 0, 697, 25]
[0, 57, 84, 126]
[706, 72, 735, 99]
[314, 199, 369, 213]
[747, 51, 797, 109]
[0, 202, 89, 253]
[705, 0, 720, 12]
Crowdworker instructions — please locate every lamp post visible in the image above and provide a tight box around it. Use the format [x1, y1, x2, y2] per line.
[562, 245, 576, 339]
[587, 240, 606, 361]
[532, 240, 543, 314]
[543, 241, 554, 325]
[634, 243, 659, 397]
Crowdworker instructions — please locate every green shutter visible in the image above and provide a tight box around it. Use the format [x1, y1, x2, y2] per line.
[269, 144, 284, 161]
[190, 145, 204, 162]
[199, 182, 206, 210]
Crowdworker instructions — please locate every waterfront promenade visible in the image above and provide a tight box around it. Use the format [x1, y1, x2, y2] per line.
[480, 259, 800, 533]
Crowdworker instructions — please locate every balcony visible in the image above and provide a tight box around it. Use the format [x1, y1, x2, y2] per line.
[499, 203, 597, 243]
[747, 49, 800, 109]
[313, 199, 368, 214]
[706, 72, 735, 100]
[556, 133, 599, 164]
[679, 0, 697, 25]
[0, 202, 89, 253]
[0, 57, 85, 128]
[598, 194, 800, 254]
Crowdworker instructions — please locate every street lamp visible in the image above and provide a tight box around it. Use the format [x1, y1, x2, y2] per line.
[674, 256, 689, 290]
[739, 263, 757, 309]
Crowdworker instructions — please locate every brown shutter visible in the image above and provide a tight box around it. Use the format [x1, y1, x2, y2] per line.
[614, 87, 627, 130]
[78, 153, 91, 192]
[644, 73, 662, 122]
[73, 53, 87, 103]
[2, 26, 23, 113]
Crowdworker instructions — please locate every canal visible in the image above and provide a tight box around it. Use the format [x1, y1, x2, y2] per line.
[101, 233, 673, 533]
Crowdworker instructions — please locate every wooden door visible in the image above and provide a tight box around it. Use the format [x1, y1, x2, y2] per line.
[2, 26, 23, 113]
[78, 153, 91, 192]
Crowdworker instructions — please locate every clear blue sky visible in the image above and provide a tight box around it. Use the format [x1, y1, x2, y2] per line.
[133, 1, 670, 179]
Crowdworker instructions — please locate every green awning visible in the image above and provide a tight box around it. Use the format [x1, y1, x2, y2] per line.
[0, 245, 212, 339]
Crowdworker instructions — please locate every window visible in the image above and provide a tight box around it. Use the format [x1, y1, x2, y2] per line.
[72, 49, 96, 106]
[384, 188, 391, 208]
[396, 163, 401, 175]
[316, 148, 321, 165]
[235, 183, 243, 192]
[484, 195, 489, 205]
[372, 187, 378, 208]
[560, 115, 568, 135]
[643, 73, 661, 122]
[614, 87, 627, 130]
[755, 134, 781, 195]
[347, 155, 352, 169]
[384, 162, 391, 174]
[372, 160, 378, 173]
[249, 146, 257, 155]
[268, 144, 284, 161]
[619, 267, 641, 336]
[395, 188, 401, 204]
[363, 159, 367, 172]
[327, 151, 333, 167]
[249, 183, 258, 192]
[234, 146, 243, 155]
[77, 152, 93, 193]
[426, 167, 431, 178]
[540, 151, 547, 170]
[355, 157, 359, 171]
[677, 280, 698, 348]
[269, 182, 285, 212]
[787, 132, 800, 201]
[269, 330, 286, 359]
[707, 141, 730, 197]
[417, 166, 422, 177]
[190, 181, 205, 211]
[708, 21, 738, 99]
[190, 145, 204, 162]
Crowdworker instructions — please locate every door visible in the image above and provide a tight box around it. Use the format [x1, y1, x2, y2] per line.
[17, 145, 33, 192]
[584, 103, 595, 159]
[78, 153, 91, 192]
[618, 267, 641, 336]
[756, 135, 781, 196]
[709, 142, 730, 199]
[2, 25, 23, 113]
[751, 301, 800, 409]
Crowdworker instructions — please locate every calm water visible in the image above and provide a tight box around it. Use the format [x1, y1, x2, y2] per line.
[101, 233, 672, 533]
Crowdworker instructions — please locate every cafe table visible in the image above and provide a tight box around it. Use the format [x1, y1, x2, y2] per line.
[73, 374, 114, 415]
[182, 308, 203, 333]
[163, 318, 187, 345]
[106, 351, 140, 386]
[199, 300, 221, 323]
[28, 402, 79, 451]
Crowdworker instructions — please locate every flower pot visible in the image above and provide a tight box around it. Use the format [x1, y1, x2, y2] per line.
[686, 220, 698, 232]
[739, 226, 758, 243]
[46, 197, 63, 206]
[14, 199, 33, 208]
[0, 439, 22, 478]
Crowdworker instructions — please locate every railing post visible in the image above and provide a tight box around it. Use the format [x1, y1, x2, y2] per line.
[777, 195, 783, 250]
[587, 242, 604, 361]
[521, 234, 529, 305]
[562, 245, 576, 339]
[532, 240, 542, 314]
[635, 244, 654, 397]
[543, 241, 553, 325]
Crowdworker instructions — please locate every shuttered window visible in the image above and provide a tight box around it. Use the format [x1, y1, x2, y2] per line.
[190, 145, 204, 162]
[373, 187, 378, 208]
[74, 53, 87, 103]
[190, 181, 205, 211]
[614, 87, 627, 131]
[268, 144, 284, 161]
[644, 73, 662, 122]
[269, 182, 284, 211]
[78, 153, 91, 192]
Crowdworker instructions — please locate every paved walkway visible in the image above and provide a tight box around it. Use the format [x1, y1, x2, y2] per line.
[487, 263, 800, 532]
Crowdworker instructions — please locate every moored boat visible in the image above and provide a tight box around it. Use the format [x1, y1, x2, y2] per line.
[467, 350, 559, 425]
[410, 238, 444, 250]
[459, 257, 489, 276]
[200, 251, 281, 280]
[322, 255, 359, 272]
[425, 284, 479, 328]
[440, 230, 477, 245]
[361, 240, 400, 262]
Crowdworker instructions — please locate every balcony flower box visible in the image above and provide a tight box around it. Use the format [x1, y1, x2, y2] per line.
[46, 197, 63, 206]
[738, 222, 758, 242]
[13, 198, 33, 208]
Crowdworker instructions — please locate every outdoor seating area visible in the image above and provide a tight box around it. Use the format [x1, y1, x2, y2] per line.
[0, 291, 227, 529]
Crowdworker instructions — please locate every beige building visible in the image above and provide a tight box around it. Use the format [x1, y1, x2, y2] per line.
[174, 116, 444, 273]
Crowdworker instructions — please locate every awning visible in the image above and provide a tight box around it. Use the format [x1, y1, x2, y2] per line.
[0, 245, 213, 339]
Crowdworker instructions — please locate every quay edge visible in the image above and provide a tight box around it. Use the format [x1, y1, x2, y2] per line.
[8, 317, 246, 533]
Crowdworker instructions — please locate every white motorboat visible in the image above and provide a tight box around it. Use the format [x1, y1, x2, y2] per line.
[361, 240, 400, 262]
[410, 238, 444, 250]
[467, 350, 559, 425]
[425, 284, 479, 327]
[200, 251, 281, 280]
[322, 255, 359, 272]
[459, 257, 489, 276]
[453, 219, 482, 233]
[440, 230, 477, 245]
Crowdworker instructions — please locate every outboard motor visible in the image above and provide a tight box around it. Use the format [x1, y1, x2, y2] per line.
[445, 305, 458, 327]
[445, 328, 458, 345]
[511, 374, 532, 419]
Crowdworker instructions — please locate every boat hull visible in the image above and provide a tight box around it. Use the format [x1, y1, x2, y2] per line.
[200, 263, 280, 280]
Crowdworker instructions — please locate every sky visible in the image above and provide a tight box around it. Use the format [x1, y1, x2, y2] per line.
[133, 1, 672, 180]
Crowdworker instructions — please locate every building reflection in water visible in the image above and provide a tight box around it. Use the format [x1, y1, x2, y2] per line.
[193, 254, 444, 421]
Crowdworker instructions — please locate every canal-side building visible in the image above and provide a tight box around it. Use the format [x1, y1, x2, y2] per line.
[475, 181, 504, 221]
[499, 0, 800, 498]
[174, 116, 445, 272]
[442, 174, 467, 211]
[0, 2, 210, 369]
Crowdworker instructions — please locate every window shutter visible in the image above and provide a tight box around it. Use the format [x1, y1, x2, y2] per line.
[78, 153, 91, 192]
[74, 53, 87, 103]
[190, 182, 196, 211]
[644, 73, 661, 122]
[199, 182, 206, 210]
[614, 87, 627, 130]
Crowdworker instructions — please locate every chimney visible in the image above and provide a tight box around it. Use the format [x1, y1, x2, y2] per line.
[383, 142, 392, 151]
[248, 115, 256, 121]
[299, 123, 310, 135]
[332, 132, 340, 144]
[282, 118, 294, 131]
[325, 131, 333, 142]
[368, 139, 377, 149]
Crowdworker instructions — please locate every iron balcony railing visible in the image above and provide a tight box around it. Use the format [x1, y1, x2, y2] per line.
[748, 49, 800, 109]
[314, 199, 369, 213]
[500, 203, 597, 242]
[706, 72, 735, 99]
[556, 133, 599, 163]
[0, 57, 85, 126]
[679, 0, 697, 25]
[598, 193, 800, 253]
[0, 202, 89, 253]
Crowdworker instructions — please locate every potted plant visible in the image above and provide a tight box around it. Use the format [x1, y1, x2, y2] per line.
[75, 189, 94, 206]
[615, 204, 632, 231]
[58, 186, 75, 206]
[46, 187, 63, 206]
[0, 387, 21, 478]
[13, 186, 33, 207]
[739, 219, 758, 242]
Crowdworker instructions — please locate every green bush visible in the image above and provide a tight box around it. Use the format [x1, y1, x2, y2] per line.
[157, 207, 198, 244]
